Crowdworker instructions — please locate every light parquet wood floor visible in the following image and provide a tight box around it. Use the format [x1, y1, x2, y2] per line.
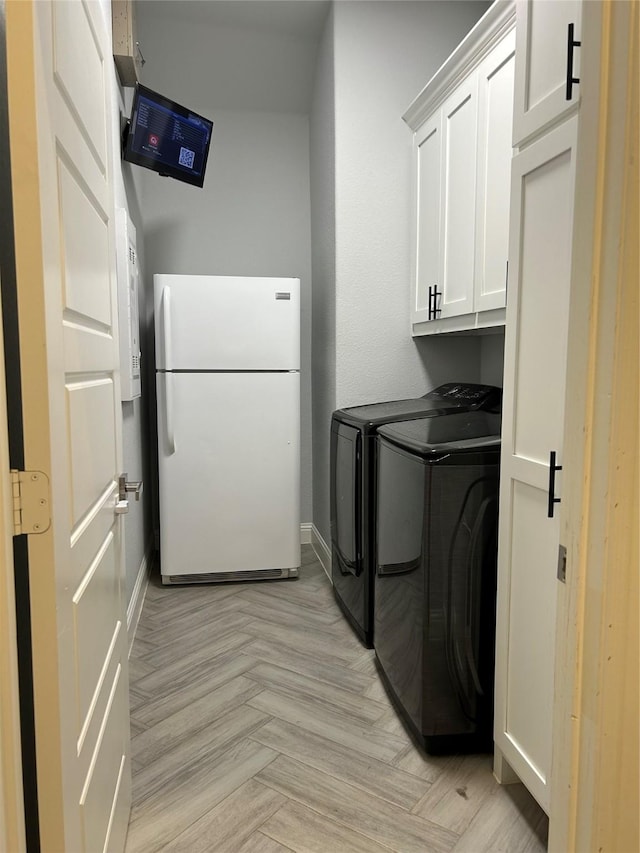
[125, 546, 548, 853]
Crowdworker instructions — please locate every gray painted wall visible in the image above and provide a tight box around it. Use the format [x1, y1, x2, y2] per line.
[121, 0, 504, 569]
[309, 1, 492, 546]
[333, 0, 490, 408]
[100, 0, 153, 605]
[309, 7, 337, 551]
[134, 5, 315, 526]
[480, 333, 506, 386]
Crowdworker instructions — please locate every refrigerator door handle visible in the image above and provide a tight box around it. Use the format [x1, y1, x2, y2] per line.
[165, 371, 176, 454]
[162, 285, 172, 370]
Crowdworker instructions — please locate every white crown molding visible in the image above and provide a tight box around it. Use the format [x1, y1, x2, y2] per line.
[403, 0, 516, 131]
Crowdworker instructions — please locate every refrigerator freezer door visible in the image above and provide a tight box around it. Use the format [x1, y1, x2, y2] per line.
[157, 371, 301, 579]
[154, 274, 300, 371]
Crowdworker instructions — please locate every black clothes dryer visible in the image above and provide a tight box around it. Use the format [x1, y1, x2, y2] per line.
[330, 383, 501, 647]
[374, 411, 501, 754]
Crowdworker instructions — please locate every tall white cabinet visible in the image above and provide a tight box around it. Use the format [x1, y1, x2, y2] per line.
[493, 0, 583, 814]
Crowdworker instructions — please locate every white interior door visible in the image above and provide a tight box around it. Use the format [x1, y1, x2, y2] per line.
[494, 117, 578, 813]
[7, 1, 131, 850]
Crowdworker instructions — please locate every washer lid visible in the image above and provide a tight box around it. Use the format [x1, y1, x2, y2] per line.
[333, 383, 502, 429]
[378, 411, 502, 456]
[334, 396, 462, 428]
[423, 382, 502, 412]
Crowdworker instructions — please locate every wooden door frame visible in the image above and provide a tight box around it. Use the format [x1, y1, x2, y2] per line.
[4, 3, 66, 846]
[0, 280, 26, 853]
[0, 0, 31, 848]
[550, 1, 639, 850]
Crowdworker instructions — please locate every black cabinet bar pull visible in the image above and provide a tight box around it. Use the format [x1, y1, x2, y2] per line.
[566, 23, 581, 100]
[428, 284, 441, 320]
[433, 285, 442, 319]
[548, 450, 563, 518]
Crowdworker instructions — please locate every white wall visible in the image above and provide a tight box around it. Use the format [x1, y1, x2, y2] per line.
[135, 6, 315, 525]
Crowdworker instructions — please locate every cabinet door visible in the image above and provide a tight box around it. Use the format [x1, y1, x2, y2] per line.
[494, 117, 578, 813]
[513, 0, 582, 147]
[412, 112, 442, 325]
[474, 30, 515, 313]
[439, 76, 478, 319]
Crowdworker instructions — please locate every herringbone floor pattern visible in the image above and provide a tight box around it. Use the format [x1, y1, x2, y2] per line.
[125, 546, 548, 852]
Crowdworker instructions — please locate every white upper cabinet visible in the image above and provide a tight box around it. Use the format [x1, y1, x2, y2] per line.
[413, 113, 442, 324]
[439, 75, 479, 320]
[474, 29, 516, 312]
[512, 0, 582, 147]
[404, 1, 516, 336]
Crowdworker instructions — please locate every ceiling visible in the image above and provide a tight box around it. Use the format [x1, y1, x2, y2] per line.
[135, 0, 331, 112]
[139, 1, 331, 40]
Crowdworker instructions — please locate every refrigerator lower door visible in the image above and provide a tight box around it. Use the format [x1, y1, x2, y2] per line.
[157, 371, 300, 581]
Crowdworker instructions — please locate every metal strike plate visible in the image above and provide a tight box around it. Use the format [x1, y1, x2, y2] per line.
[557, 544, 567, 583]
[119, 473, 143, 501]
[11, 470, 51, 536]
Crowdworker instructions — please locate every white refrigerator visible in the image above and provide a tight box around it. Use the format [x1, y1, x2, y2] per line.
[154, 274, 301, 584]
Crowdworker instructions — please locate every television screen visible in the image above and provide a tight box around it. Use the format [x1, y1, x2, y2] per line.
[123, 84, 213, 188]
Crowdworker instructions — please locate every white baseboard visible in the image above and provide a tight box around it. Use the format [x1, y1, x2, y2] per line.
[127, 542, 153, 658]
[311, 525, 332, 584]
[300, 522, 313, 545]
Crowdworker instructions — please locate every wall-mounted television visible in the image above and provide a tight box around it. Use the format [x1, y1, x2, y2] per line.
[123, 84, 213, 188]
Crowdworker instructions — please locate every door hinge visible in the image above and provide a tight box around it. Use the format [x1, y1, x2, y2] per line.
[11, 470, 51, 536]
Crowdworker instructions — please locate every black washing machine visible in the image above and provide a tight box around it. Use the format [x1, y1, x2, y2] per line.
[330, 383, 501, 647]
[374, 411, 501, 753]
